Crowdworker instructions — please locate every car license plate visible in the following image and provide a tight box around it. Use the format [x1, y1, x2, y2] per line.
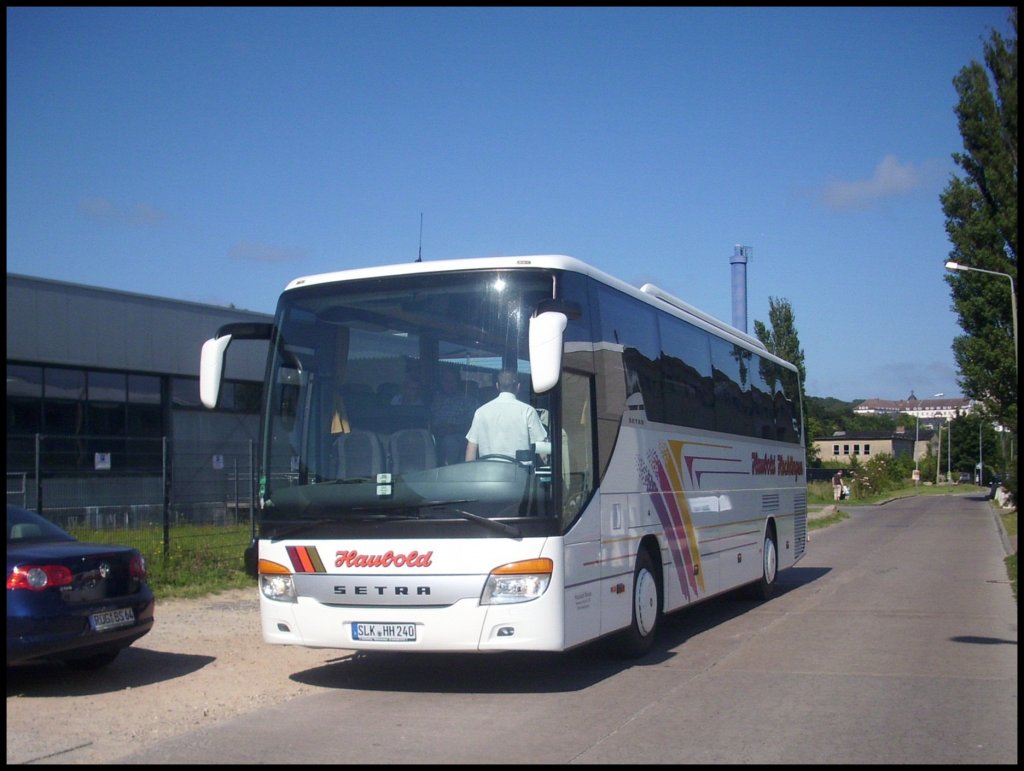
[90, 608, 135, 632]
[352, 622, 416, 642]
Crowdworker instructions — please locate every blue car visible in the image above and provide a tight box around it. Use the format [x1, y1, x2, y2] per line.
[7, 504, 155, 669]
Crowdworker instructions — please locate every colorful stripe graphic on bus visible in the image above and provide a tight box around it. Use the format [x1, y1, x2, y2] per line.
[639, 439, 745, 600]
[287, 545, 326, 573]
[639, 441, 701, 598]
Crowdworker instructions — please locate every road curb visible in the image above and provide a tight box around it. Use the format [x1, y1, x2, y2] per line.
[991, 503, 1016, 556]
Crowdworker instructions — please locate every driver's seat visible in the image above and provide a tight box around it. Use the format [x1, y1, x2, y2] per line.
[388, 429, 436, 473]
[335, 431, 384, 479]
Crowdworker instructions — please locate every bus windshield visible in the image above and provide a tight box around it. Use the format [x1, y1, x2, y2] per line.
[259, 269, 559, 537]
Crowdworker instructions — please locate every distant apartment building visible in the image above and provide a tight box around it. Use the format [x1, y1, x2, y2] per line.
[853, 392, 973, 426]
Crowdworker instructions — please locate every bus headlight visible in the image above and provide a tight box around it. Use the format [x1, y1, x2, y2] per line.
[481, 558, 553, 605]
[259, 559, 297, 602]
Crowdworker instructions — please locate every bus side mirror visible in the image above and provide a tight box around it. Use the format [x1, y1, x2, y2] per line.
[200, 334, 233, 409]
[529, 311, 568, 393]
[199, 321, 273, 409]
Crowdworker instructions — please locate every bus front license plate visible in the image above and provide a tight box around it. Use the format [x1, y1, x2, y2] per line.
[352, 622, 416, 642]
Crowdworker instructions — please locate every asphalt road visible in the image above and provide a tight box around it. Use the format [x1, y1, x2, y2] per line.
[113, 493, 1019, 764]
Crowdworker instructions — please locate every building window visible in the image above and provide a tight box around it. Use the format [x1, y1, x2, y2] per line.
[41, 368, 87, 471]
[833, 444, 839, 456]
[6, 364, 43, 434]
[87, 371, 127, 440]
[864, 444, 871, 455]
[853, 445, 860, 455]
[843, 444, 850, 455]
[127, 375, 162, 439]
[43, 368, 86, 434]
[128, 374, 161, 404]
[175, 376, 261, 413]
[88, 371, 126, 402]
[6, 365, 43, 470]
[172, 377, 201, 408]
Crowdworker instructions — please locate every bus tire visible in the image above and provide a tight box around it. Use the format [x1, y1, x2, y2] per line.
[616, 548, 661, 659]
[748, 525, 778, 602]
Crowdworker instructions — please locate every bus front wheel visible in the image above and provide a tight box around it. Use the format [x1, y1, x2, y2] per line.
[616, 548, 661, 659]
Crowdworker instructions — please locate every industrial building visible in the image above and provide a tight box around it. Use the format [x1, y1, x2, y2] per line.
[6, 273, 271, 520]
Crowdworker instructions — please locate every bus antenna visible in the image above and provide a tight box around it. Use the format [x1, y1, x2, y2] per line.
[417, 213, 423, 262]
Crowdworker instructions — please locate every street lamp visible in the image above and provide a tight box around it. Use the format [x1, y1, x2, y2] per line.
[948, 419, 952, 482]
[932, 393, 944, 485]
[913, 392, 943, 485]
[979, 418, 984, 486]
[945, 260, 1018, 373]
[914, 411, 920, 485]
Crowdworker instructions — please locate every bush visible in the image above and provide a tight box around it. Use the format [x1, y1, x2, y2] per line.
[999, 470, 1017, 510]
[841, 453, 912, 499]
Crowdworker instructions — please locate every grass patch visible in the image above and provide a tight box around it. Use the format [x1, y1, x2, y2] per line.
[1000, 508, 1017, 538]
[809, 508, 850, 530]
[67, 523, 256, 600]
[808, 479, 979, 507]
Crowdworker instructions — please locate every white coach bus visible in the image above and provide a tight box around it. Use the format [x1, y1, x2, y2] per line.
[200, 255, 807, 657]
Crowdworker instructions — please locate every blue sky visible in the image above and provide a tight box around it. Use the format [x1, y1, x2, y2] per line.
[6, 7, 1014, 402]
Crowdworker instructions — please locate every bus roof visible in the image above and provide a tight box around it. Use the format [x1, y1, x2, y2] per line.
[283, 254, 781, 365]
[283, 254, 586, 290]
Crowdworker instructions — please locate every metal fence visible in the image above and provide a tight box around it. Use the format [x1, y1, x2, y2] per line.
[6, 434, 257, 568]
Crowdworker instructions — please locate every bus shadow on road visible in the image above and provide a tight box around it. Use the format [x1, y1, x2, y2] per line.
[289, 566, 833, 695]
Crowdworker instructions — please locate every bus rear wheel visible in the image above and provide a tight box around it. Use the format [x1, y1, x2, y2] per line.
[616, 548, 661, 658]
[747, 527, 778, 601]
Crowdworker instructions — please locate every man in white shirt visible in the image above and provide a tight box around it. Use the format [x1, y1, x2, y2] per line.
[465, 370, 547, 461]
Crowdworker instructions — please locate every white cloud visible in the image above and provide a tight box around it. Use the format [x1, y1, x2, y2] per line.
[79, 197, 167, 225]
[820, 154, 922, 211]
[229, 240, 306, 263]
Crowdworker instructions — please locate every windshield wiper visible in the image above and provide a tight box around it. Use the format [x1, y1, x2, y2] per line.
[414, 499, 523, 538]
[455, 508, 522, 538]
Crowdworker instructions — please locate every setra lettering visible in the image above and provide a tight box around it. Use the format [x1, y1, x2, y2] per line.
[333, 584, 432, 596]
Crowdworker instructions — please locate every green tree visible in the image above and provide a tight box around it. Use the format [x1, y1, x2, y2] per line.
[940, 9, 1017, 437]
[803, 395, 906, 441]
[947, 411, 1006, 484]
[754, 296, 809, 463]
[753, 297, 806, 386]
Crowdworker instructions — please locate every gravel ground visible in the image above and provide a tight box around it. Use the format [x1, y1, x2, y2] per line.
[6, 588, 348, 765]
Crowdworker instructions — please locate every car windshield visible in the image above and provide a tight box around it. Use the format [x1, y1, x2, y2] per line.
[6, 505, 76, 543]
